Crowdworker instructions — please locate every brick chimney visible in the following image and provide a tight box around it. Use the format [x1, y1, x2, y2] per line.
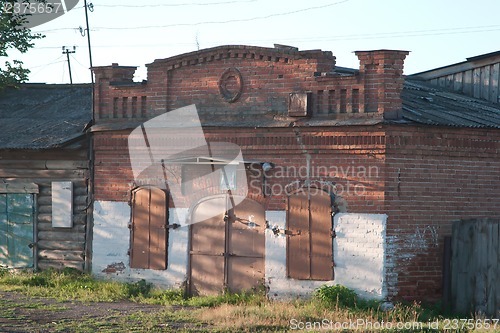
[355, 50, 409, 120]
[92, 63, 138, 120]
[92, 63, 137, 84]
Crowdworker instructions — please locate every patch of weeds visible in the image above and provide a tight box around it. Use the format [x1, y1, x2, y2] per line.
[186, 288, 267, 308]
[126, 279, 153, 298]
[22, 274, 54, 287]
[145, 288, 186, 305]
[10, 301, 67, 311]
[44, 316, 122, 333]
[0, 267, 9, 277]
[314, 284, 358, 308]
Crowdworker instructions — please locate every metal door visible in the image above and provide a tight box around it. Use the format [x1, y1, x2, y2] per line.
[189, 194, 265, 296]
[0, 194, 34, 268]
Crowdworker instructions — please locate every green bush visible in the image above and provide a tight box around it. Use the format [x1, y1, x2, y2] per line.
[314, 284, 358, 308]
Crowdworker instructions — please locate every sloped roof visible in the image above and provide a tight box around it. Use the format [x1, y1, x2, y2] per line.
[2, 79, 499, 148]
[0, 84, 92, 149]
[401, 79, 500, 129]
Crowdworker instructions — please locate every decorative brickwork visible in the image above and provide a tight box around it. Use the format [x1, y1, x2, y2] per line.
[90, 45, 500, 301]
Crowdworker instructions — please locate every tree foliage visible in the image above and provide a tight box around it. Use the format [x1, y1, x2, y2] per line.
[0, 0, 44, 88]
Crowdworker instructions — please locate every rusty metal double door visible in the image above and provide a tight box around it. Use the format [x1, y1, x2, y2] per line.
[189, 194, 265, 296]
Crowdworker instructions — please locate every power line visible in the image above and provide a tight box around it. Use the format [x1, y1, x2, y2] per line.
[29, 59, 67, 79]
[97, 0, 257, 8]
[29, 55, 65, 69]
[33, 28, 84, 34]
[25, 4, 85, 16]
[92, 0, 350, 30]
[69, 53, 88, 69]
[31, 24, 500, 50]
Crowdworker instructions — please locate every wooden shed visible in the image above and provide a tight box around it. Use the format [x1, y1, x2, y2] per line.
[0, 84, 92, 271]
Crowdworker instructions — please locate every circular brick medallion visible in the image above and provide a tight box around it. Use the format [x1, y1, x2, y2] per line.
[218, 68, 242, 103]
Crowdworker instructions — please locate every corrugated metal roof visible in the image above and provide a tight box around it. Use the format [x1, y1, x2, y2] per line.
[0, 84, 92, 149]
[401, 80, 500, 128]
[2, 80, 499, 148]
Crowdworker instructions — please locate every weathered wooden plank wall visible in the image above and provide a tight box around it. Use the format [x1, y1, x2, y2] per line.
[0, 143, 90, 271]
[429, 62, 500, 104]
[451, 218, 500, 317]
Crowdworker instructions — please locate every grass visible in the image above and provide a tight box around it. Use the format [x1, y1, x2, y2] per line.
[0, 268, 495, 332]
[0, 267, 136, 302]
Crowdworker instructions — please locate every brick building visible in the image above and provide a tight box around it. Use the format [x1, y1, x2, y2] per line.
[90, 45, 500, 301]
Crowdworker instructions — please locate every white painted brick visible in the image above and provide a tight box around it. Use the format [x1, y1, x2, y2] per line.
[334, 213, 387, 299]
[92, 204, 389, 300]
[92, 202, 188, 289]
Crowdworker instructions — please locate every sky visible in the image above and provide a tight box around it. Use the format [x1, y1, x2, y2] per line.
[6, 0, 500, 84]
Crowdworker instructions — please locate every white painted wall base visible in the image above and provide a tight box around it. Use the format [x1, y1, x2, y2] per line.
[92, 202, 388, 300]
[92, 201, 188, 289]
[265, 211, 334, 300]
[334, 213, 387, 300]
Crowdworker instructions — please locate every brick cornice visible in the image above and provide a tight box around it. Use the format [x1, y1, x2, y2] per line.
[146, 45, 334, 70]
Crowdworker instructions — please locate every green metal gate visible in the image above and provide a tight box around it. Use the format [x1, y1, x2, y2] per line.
[0, 193, 35, 268]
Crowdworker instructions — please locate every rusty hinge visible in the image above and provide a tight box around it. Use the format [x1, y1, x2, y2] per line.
[330, 229, 336, 238]
[128, 223, 132, 230]
[127, 249, 131, 256]
[165, 223, 180, 229]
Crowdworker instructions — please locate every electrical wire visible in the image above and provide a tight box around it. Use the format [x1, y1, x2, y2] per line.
[97, 0, 257, 8]
[69, 53, 89, 69]
[92, 0, 350, 30]
[28, 55, 65, 70]
[61, 59, 66, 83]
[31, 24, 500, 50]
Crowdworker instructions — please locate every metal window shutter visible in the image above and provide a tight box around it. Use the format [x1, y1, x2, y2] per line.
[309, 191, 333, 280]
[287, 193, 311, 279]
[148, 188, 168, 270]
[130, 188, 151, 269]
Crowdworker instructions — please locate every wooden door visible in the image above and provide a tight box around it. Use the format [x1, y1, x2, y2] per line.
[0, 194, 34, 268]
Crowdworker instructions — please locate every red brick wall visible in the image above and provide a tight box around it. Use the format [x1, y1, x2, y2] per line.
[92, 121, 500, 302]
[92, 46, 409, 124]
[93, 127, 387, 215]
[93, 131, 133, 202]
[384, 125, 500, 301]
[91, 45, 406, 209]
[90, 45, 500, 302]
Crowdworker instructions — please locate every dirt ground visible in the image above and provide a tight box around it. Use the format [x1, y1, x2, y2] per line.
[0, 291, 198, 333]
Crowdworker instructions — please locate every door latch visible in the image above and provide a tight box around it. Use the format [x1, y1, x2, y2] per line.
[271, 226, 300, 236]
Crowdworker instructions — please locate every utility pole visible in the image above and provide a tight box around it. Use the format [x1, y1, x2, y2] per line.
[62, 46, 76, 84]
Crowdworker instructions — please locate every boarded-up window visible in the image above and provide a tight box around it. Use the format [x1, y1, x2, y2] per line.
[130, 187, 169, 270]
[287, 190, 333, 280]
[52, 181, 73, 228]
